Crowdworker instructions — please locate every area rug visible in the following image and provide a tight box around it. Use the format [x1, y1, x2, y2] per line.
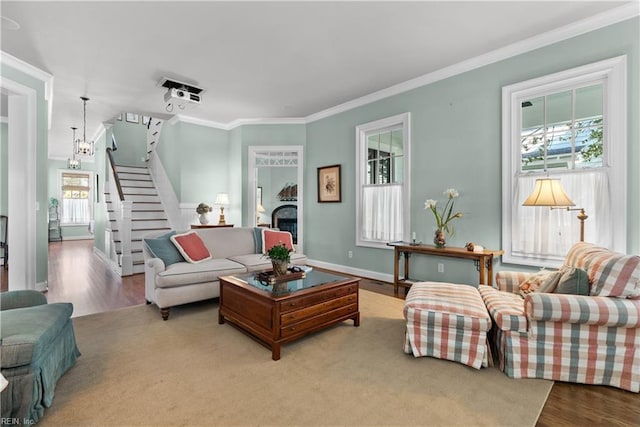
[41, 289, 552, 426]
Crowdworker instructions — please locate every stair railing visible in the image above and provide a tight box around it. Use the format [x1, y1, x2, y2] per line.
[106, 147, 133, 276]
[145, 119, 185, 230]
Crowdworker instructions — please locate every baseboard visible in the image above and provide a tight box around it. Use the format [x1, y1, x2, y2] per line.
[60, 235, 94, 241]
[306, 259, 393, 284]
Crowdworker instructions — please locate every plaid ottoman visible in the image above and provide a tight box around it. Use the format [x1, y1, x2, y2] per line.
[403, 282, 492, 369]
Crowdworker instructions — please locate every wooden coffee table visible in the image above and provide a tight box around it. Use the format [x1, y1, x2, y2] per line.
[218, 270, 360, 360]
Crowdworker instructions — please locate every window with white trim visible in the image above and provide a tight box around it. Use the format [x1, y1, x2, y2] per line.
[59, 170, 93, 225]
[502, 56, 627, 267]
[356, 113, 411, 248]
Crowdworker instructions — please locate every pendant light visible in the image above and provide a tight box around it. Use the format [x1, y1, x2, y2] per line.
[67, 127, 81, 170]
[74, 96, 95, 156]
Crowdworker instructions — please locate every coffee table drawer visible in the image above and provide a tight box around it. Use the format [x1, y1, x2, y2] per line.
[280, 294, 357, 326]
[280, 303, 358, 338]
[279, 283, 358, 313]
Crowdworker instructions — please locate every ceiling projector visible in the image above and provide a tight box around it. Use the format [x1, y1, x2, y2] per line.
[163, 88, 201, 105]
[157, 77, 205, 111]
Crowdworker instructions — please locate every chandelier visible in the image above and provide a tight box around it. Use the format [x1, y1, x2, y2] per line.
[74, 96, 95, 156]
[67, 127, 81, 169]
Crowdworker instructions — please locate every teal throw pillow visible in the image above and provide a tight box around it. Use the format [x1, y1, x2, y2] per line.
[253, 227, 264, 254]
[143, 231, 185, 266]
[555, 267, 590, 296]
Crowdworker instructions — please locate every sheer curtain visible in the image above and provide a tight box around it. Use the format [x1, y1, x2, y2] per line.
[361, 184, 403, 242]
[512, 170, 610, 260]
[61, 198, 90, 224]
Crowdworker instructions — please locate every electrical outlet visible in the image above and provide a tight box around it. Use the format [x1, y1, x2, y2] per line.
[438, 263, 444, 273]
[348, 251, 353, 259]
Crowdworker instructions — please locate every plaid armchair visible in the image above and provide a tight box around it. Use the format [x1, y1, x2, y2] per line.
[478, 242, 640, 392]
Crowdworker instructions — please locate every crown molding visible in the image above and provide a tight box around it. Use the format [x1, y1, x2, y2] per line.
[169, 114, 306, 130]
[226, 117, 306, 130]
[0, 50, 54, 129]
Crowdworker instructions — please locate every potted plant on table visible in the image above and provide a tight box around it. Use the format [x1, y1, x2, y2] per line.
[264, 242, 292, 276]
[196, 203, 212, 224]
[424, 188, 463, 248]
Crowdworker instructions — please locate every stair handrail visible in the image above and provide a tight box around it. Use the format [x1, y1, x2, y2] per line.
[105, 147, 133, 276]
[106, 147, 125, 201]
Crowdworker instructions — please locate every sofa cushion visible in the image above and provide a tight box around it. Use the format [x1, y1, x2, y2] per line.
[143, 231, 185, 267]
[518, 270, 561, 298]
[0, 302, 74, 368]
[196, 227, 256, 258]
[262, 228, 294, 253]
[478, 286, 528, 333]
[171, 231, 212, 263]
[156, 258, 246, 289]
[229, 253, 308, 272]
[555, 267, 589, 295]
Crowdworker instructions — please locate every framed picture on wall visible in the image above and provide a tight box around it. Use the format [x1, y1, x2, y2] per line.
[126, 113, 139, 123]
[142, 115, 151, 126]
[317, 164, 341, 203]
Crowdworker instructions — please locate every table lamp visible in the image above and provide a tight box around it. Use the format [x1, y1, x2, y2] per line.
[522, 178, 588, 242]
[215, 193, 230, 225]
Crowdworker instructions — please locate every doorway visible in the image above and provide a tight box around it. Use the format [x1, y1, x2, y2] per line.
[248, 146, 304, 251]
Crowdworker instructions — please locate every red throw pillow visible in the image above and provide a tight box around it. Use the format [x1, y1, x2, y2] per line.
[262, 229, 294, 253]
[170, 231, 212, 263]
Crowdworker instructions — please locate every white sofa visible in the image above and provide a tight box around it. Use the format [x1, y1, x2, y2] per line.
[143, 227, 307, 320]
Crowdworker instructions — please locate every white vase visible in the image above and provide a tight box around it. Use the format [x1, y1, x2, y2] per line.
[199, 213, 210, 225]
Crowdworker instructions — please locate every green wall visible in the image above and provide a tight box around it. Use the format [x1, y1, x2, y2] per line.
[0, 62, 50, 286]
[238, 124, 306, 225]
[0, 122, 7, 216]
[111, 118, 148, 167]
[155, 122, 305, 227]
[304, 17, 639, 284]
[156, 121, 230, 205]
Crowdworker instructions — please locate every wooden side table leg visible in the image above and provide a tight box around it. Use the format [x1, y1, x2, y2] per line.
[393, 248, 400, 296]
[487, 256, 494, 286]
[478, 256, 487, 285]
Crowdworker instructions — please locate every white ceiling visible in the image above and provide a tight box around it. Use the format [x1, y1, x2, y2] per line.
[0, 1, 636, 159]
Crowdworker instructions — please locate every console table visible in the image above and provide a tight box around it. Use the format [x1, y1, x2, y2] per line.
[388, 242, 503, 296]
[191, 224, 234, 229]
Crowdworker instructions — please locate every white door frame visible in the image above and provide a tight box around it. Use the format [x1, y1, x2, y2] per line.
[248, 146, 304, 252]
[0, 76, 38, 290]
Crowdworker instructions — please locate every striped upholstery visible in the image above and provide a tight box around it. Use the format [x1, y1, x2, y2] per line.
[484, 242, 640, 392]
[403, 282, 491, 369]
[565, 242, 640, 298]
[495, 271, 532, 294]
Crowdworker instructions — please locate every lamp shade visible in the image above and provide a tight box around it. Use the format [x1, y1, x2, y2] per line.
[215, 193, 230, 205]
[522, 178, 575, 207]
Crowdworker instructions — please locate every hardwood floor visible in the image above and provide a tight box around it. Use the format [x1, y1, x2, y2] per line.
[1, 240, 638, 426]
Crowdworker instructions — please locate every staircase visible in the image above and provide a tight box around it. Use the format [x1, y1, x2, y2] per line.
[105, 165, 170, 275]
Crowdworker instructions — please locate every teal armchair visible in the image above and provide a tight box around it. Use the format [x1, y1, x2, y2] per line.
[0, 290, 81, 423]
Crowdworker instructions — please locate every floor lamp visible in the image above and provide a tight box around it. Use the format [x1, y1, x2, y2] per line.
[522, 178, 588, 242]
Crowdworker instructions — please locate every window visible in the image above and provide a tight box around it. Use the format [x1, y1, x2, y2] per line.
[60, 171, 93, 225]
[502, 56, 627, 267]
[356, 113, 411, 248]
